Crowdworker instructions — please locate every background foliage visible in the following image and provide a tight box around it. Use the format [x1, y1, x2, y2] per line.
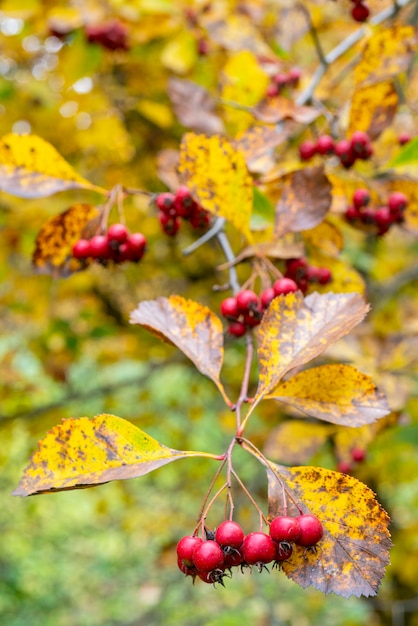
[2, 0, 418, 624]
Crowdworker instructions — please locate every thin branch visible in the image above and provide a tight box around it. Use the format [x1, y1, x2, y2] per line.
[298, 3, 327, 68]
[215, 229, 242, 294]
[182, 217, 225, 256]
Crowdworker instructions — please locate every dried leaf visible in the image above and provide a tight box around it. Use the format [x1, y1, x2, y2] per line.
[255, 292, 370, 402]
[32, 203, 100, 277]
[267, 462, 391, 597]
[156, 149, 181, 191]
[13, 414, 219, 496]
[251, 96, 320, 125]
[267, 364, 390, 426]
[264, 421, 331, 465]
[178, 133, 254, 242]
[274, 166, 332, 237]
[234, 124, 294, 171]
[203, 13, 274, 57]
[168, 78, 225, 136]
[348, 81, 398, 141]
[130, 295, 229, 403]
[0, 134, 105, 198]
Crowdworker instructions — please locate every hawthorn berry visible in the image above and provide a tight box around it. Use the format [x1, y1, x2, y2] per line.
[350, 131, 371, 157]
[220, 297, 239, 320]
[174, 185, 196, 218]
[215, 520, 245, 549]
[335, 140, 355, 168]
[242, 532, 276, 566]
[126, 232, 147, 260]
[351, 447, 367, 463]
[266, 83, 279, 98]
[274, 541, 293, 563]
[193, 540, 225, 572]
[296, 514, 324, 547]
[228, 320, 246, 337]
[260, 287, 276, 309]
[177, 535, 203, 567]
[85, 19, 129, 51]
[177, 555, 197, 577]
[243, 310, 262, 328]
[351, 2, 370, 22]
[317, 267, 332, 285]
[72, 239, 91, 259]
[388, 192, 408, 217]
[156, 192, 176, 214]
[273, 72, 289, 91]
[89, 235, 111, 259]
[299, 140, 317, 161]
[353, 188, 371, 209]
[288, 67, 302, 86]
[270, 516, 301, 543]
[374, 207, 393, 235]
[107, 223, 128, 244]
[236, 289, 259, 313]
[316, 135, 335, 155]
[345, 205, 360, 223]
[337, 460, 353, 474]
[197, 569, 226, 585]
[285, 258, 308, 281]
[272, 277, 298, 296]
[399, 132, 411, 146]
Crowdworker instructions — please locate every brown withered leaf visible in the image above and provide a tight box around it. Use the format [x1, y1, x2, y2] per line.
[13, 414, 220, 496]
[32, 203, 100, 277]
[168, 78, 225, 136]
[130, 295, 230, 404]
[234, 124, 294, 171]
[274, 166, 332, 237]
[218, 238, 305, 270]
[267, 364, 390, 426]
[251, 96, 320, 125]
[266, 462, 391, 597]
[264, 421, 331, 465]
[255, 292, 370, 402]
[156, 149, 181, 191]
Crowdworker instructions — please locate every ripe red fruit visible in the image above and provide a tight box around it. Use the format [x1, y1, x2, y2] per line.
[174, 185, 196, 217]
[296, 514, 324, 547]
[177, 535, 203, 567]
[85, 19, 129, 51]
[215, 520, 245, 549]
[72, 239, 91, 259]
[350, 130, 370, 154]
[243, 310, 262, 327]
[353, 188, 371, 209]
[351, 447, 367, 463]
[316, 134, 335, 155]
[228, 320, 246, 337]
[273, 72, 289, 91]
[156, 192, 176, 214]
[220, 297, 239, 319]
[317, 267, 332, 285]
[89, 235, 111, 259]
[351, 2, 370, 22]
[270, 516, 301, 543]
[337, 460, 353, 474]
[388, 192, 408, 215]
[288, 67, 302, 86]
[359, 207, 376, 225]
[335, 140, 355, 168]
[260, 287, 276, 309]
[399, 132, 411, 146]
[159, 213, 181, 236]
[242, 532, 276, 565]
[125, 232, 146, 260]
[374, 206, 393, 235]
[197, 569, 226, 585]
[236, 289, 259, 313]
[266, 83, 279, 98]
[345, 205, 360, 223]
[107, 223, 129, 244]
[299, 140, 317, 161]
[193, 540, 225, 572]
[273, 277, 298, 296]
[285, 257, 308, 280]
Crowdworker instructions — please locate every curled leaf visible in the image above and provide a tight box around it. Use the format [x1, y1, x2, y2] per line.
[13, 414, 219, 496]
[267, 462, 391, 597]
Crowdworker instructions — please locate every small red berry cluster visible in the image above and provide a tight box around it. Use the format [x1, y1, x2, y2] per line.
[220, 279, 299, 337]
[350, 0, 370, 22]
[285, 257, 332, 294]
[299, 131, 373, 168]
[345, 189, 408, 235]
[72, 223, 146, 264]
[337, 447, 367, 474]
[85, 19, 130, 51]
[177, 514, 324, 586]
[155, 186, 210, 236]
[266, 67, 302, 98]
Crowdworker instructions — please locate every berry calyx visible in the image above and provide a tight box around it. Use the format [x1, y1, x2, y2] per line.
[270, 516, 301, 543]
[296, 514, 324, 547]
[242, 532, 276, 566]
[274, 541, 293, 563]
[215, 520, 245, 549]
[193, 540, 225, 572]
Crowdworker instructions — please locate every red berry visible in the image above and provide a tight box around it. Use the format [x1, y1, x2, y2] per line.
[72, 239, 91, 259]
[337, 461, 353, 474]
[374, 206, 393, 235]
[220, 297, 239, 320]
[353, 188, 371, 209]
[126, 232, 147, 260]
[215, 520, 245, 549]
[288, 67, 302, 86]
[335, 140, 355, 168]
[260, 287, 276, 309]
[197, 569, 226, 585]
[299, 140, 317, 161]
[243, 310, 262, 328]
[273, 277, 298, 296]
[399, 132, 411, 146]
[350, 130, 370, 154]
[359, 207, 376, 225]
[285, 257, 308, 280]
[266, 83, 279, 98]
[351, 3, 370, 22]
[351, 447, 367, 463]
[345, 205, 360, 223]
[242, 532, 276, 565]
[223, 548, 244, 568]
[316, 135, 335, 155]
[175, 185, 196, 218]
[156, 192, 176, 214]
[274, 541, 293, 562]
[107, 223, 129, 244]
[270, 516, 301, 543]
[89, 235, 111, 259]
[228, 321, 246, 337]
[159, 213, 181, 236]
[86, 19, 129, 51]
[177, 535, 203, 567]
[193, 540, 224, 572]
[317, 267, 332, 285]
[273, 72, 289, 90]
[296, 514, 324, 547]
[236, 289, 259, 313]
[177, 555, 197, 577]
[388, 192, 408, 215]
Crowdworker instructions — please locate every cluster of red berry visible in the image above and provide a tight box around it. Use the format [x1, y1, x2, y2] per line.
[177, 514, 324, 586]
[72, 223, 146, 263]
[337, 447, 367, 474]
[350, 0, 370, 22]
[284, 257, 332, 294]
[85, 19, 129, 51]
[266, 67, 302, 98]
[345, 189, 408, 235]
[220, 279, 299, 337]
[155, 186, 211, 236]
[299, 131, 373, 168]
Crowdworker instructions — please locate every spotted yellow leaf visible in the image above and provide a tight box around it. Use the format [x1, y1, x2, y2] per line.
[348, 81, 398, 140]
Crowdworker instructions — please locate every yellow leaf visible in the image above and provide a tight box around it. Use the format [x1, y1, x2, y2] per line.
[130, 295, 230, 405]
[137, 99, 174, 129]
[264, 421, 331, 465]
[303, 220, 344, 257]
[267, 463, 391, 597]
[255, 292, 370, 402]
[0, 133, 106, 198]
[178, 133, 254, 242]
[307, 254, 366, 296]
[348, 81, 398, 139]
[267, 364, 389, 426]
[161, 31, 197, 74]
[13, 414, 220, 496]
[32, 203, 100, 277]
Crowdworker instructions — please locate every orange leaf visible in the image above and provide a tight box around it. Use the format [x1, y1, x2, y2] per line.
[130, 295, 230, 404]
[234, 124, 293, 171]
[178, 133, 254, 242]
[267, 462, 391, 597]
[13, 414, 220, 496]
[255, 292, 370, 402]
[0, 134, 106, 198]
[267, 364, 389, 426]
[251, 96, 320, 125]
[32, 203, 100, 277]
[274, 166, 332, 237]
